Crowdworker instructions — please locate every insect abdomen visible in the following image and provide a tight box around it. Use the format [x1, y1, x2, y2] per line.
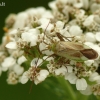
[80, 49, 98, 60]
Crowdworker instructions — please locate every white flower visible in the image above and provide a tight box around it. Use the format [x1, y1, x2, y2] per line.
[9, 29, 18, 35]
[2, 67, 8, 72]
[39, 18, 52, 31]
[69, 25, 82, 36]
[74, 0, 83, 8]
[95, 32, 100, 42]
[90, 3, 100, 13]
[6, 42, 18, 49]
[55, 66, 67, 76]
[67, 66, 73, 73]
[84, 42, 94, 47]
[1, 57, 16, 68]
[42, 11, 54, 19]
[13, 64, 24, 75]
[21, 29, 40, 46]
[76, 78, 87, 90]
[7, 71, 18, 85]
[55, 21, 64, 30]
[85, 32, 96, 43]
[60, 28, 71, 37]
[83, 15, 94, 26]
[89, 72, 100, 82]
[34, 69, 49, 85]
[13, 12, 28, 29]
[43, 56, 54, 61]
[94, 15, 100, 24]
[75, 9, 85, 18]
[26, 7, 46, 18]
[80, 85, 92, 95]
[11, 50, 24, 58]
[65, 73, 77, 84]
[82, 0, 89, 10]
[31, 58, 43, 67]
[17, 55, 27, 65]
[48, 1, 57, 10]
[20, 71, 29, 84]
[39, 42, 54, 55]
[74, 0, 89, 9]
[84, 60, 94, 66]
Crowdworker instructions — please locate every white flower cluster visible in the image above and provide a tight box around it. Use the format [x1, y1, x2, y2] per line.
[1, 0, 100, 96]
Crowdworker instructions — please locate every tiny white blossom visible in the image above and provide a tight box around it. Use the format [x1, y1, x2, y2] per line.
[83, 15, 94, 26]
[17, 55, 27, 65]
[85, 32, 96, 43]
[76, 78, 87, 90]
[65, 73, 77, 84]
[31, 58, 43, 67]
[74, 0, 83, 8]
[74, 0, 89, 9]
[84, 42, 94, 47]
[20, 71, 29, 84]
[13, 64, 24, 75]
[7, 71, 18, 85]
[69, 25, 82, 36]
[56, 21, 64, 30]
[26, 7, 46, 18]
[2, 66, 8, 72]
[48, 1, 57, 10]
[39, 42, 54, 55]
[6, 42, 18, 49]
[67, 66, 73, 73]
[82, 0, 89, 10]
[80, 85, 92, 95]
[94, 15, 100, 24]
[39, 18, 52, 31]
[43, 56, 54, 61]
[55, 66, 67, 75]
[9, 29, 18, 35]
[90, 3, 100, 13]
[13, 12, 28, 29]
[95, 32, 100, 42]
[21, 29, 40, 46]
[34, 69, 49, 85]
[1, 57, 16, 68]
[42, 11, 54, 18]
[84, 60, 94, 66]
[89, 72, 100, 82]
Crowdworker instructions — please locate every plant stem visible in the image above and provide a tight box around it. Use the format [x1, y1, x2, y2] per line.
[57, 77, 77, 100]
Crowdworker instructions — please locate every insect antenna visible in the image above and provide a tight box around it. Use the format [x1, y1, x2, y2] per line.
[56, 32, 75, 42]
[43, 21, 51, 42]
[56, 32, 65, 41]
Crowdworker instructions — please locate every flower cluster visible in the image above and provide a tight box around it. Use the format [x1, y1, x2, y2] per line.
[1, 0, 100, 96]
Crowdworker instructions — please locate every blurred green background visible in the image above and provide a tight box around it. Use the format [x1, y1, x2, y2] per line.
[0, 0, 99, 100]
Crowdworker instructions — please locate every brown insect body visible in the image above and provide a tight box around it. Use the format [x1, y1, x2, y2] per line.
[54, 41, 98, 61]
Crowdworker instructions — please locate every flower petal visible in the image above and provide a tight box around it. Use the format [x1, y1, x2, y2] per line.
[6, 42, 17, 49]
[76, 78, 87, 90]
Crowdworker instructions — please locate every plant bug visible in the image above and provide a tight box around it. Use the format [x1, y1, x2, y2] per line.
[53, 41, 98, 61]
[42, 21, 98, 62]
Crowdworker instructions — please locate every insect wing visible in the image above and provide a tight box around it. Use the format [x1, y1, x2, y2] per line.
[55, 42, 98, 61]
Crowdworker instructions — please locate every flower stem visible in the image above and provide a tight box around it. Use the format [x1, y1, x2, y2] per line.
[57, 77, 77, 100]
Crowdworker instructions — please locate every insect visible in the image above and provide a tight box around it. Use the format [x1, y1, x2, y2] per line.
[52, 41, 98, 61]
[41, 22, 98, 62]
[43, 22, 98, 62]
